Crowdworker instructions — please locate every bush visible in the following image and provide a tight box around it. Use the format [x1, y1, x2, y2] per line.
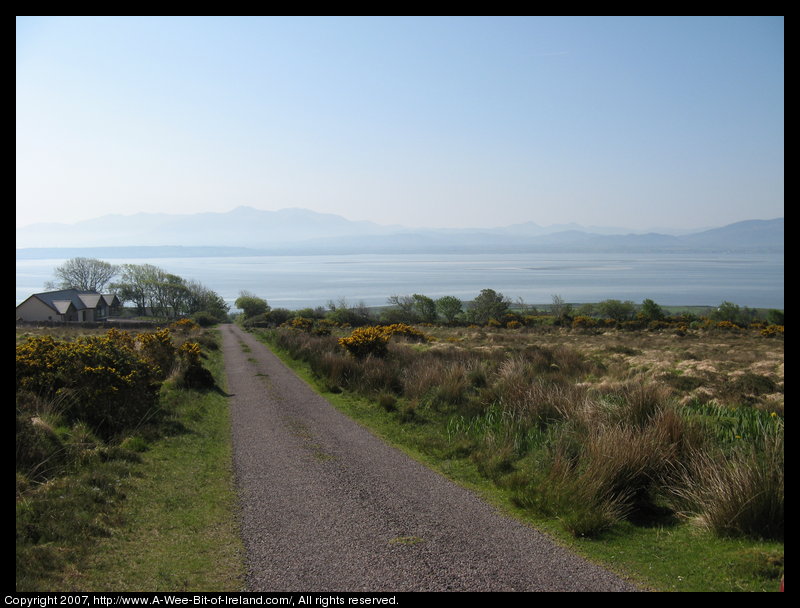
[243, 312, 272, 328]
[136, 328, 176, 379]
[16, 331, 163, 439]
[572, 315, 598, 329]
[761, 324, 784, 337]
[287, 317, 314, 332]
[338, 326, 390, 358]
[337, 324, 429, 359]
[174, 342, 216, 390]
[191, 312, 220, 327]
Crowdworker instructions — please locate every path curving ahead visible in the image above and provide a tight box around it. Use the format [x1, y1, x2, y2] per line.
[222, 323, 641, 592]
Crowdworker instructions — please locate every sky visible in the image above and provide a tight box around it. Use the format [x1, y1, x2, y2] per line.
[16, 16, 784, 231]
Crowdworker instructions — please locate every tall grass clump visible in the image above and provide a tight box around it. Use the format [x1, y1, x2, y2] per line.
[506, 383, 698, 536]
[671, 426, 784, 540]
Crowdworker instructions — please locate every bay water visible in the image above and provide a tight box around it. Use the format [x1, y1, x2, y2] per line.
[16, 252, 784, 311]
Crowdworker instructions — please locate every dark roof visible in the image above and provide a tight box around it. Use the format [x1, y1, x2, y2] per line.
[24, 289, 119, 313]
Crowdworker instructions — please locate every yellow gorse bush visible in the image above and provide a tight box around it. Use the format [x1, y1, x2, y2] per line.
[16, 328, 179, 438]
[135, 328, 176, 379]
[169, 318, 199, 332]
[760, 324, 784, 337]
[338, 326, 390, 358]
[338, 324, 429, 358]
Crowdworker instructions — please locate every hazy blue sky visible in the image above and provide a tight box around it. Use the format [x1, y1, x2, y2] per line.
[16, 16, 784, 230]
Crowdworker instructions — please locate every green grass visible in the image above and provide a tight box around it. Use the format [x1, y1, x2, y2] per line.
[256, 329, 783, 593]
[17, 329, 245, 592]
[72, 333, 245, 591]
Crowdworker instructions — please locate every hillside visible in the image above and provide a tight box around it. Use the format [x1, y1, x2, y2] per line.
[16, 208, 783, 255]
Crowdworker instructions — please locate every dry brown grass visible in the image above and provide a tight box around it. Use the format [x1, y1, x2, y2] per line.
[423, 325, 784, 413]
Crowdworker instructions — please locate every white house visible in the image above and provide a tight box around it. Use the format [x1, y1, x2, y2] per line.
[16, 289, 121, 323]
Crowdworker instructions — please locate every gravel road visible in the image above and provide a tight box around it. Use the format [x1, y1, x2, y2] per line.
[222, 323, 641, 592]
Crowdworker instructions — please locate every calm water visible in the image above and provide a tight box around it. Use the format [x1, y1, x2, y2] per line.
[16, 252, 784, 310]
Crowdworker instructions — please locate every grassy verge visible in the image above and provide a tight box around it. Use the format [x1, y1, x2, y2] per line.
[254, 327, 783, 593]
[70, 331, 244, 591]
[16, 328, 245, 592]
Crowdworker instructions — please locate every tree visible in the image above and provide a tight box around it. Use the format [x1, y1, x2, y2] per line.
[111, 264, 163, 315]
[639, 298, 665, 322]
[597, 299, 636, 321]
[384, 295, 418, 323]
[109, 264, 227, 320]
[184, 280, 230, 321]
[153, 273, 191, 318]
[467, 289, 510, 324]
[550, 294, 573, 322]
[326, 298, 373, 327]
[435, 296, 463, 324]
[48, 257, 118, 292]
[412, 294, 437, 323]
[766, 309, 784, 326]
[235, 291, 270, 319]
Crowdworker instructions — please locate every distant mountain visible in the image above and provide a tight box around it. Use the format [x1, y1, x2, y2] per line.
[678, 219, 784, 251]
[15, 206, 403, 249]
[15, 207, 783, 255]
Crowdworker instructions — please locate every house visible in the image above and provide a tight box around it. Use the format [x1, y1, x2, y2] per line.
[16, 289, 121, 323]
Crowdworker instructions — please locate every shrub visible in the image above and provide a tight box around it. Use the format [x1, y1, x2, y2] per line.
[136, 328, 176, 379]
[312, 319, 337, 336]
[288, 317, 314, 332]
[243, 312, 272, 328]
[174, 342, 216, 390]
[191, 311, 220, 327]
[169, 318, 198, 333]
[760, 324, 784, 337]
[380, 323, 429, 342]
[766, 310, 784, 326]
[337, 324, 429, 359]
[572, 315, 597, 329]
[338, 326, 390, 358]
[16, 331, 163, 439]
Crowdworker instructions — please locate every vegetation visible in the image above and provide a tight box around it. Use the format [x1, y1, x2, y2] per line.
[111, 264, 229, 322]
[15, 322, 243, 591]
[247, 291, 783, 591]
[235, 290, 270, 320]
[46, 257, 119, 292]
[16, 281, 783, 591]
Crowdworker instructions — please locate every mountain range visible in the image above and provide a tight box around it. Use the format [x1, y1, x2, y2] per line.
[15, 207, 784, 257]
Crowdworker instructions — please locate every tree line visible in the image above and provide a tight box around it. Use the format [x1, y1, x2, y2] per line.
[46, 257, 783, 328]
[239, 287, 784, 329]
[46, 257, 229, 323]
